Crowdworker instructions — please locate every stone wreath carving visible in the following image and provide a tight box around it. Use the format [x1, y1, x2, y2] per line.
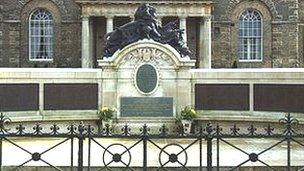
[120, 47, 174, 68]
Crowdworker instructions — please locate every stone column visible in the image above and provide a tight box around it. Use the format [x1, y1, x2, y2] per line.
[106, 16, 114, 33]
[130, 16, 135, 22]
[90, 19, 95, 67]
[199, 16, 212, 68]
[39, 83, 44, 115]
[179, 16, 187, 44]
[81, 16, 93, 68]
[249, 83, 254, 112]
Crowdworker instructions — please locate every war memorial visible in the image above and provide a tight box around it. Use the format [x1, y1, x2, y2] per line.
[0, 1, 304, 170]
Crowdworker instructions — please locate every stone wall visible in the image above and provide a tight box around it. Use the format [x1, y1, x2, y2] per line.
[1, 68, 304, 123]
[211, 0, 302, 68]
[93, 16, 131, 64]
[0, 0, 81, 68]
[0, 68, 102, 121]
[0, 0, 303, 68]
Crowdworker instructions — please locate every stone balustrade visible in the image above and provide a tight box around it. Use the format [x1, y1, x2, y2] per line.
[1, 68, 304, 123]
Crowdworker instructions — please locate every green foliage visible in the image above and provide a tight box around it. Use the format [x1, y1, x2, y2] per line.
[97, 107, 116, 122]
[180, 106, 197, 121]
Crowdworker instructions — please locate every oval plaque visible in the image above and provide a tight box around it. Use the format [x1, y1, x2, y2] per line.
[135, 64, 158, 94]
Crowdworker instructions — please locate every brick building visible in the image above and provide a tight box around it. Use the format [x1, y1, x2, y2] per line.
[0, 2, 304, 169]
[0, 0, 303, 68]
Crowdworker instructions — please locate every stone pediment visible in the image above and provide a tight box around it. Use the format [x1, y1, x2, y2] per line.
[98, 39, 196, 69]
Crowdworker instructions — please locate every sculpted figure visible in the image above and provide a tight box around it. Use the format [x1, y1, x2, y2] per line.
[104, 4, 192, 58]
[158, 21, 192, 57]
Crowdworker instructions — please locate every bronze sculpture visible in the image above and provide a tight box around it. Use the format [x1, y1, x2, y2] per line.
[104, 4, 192, 58]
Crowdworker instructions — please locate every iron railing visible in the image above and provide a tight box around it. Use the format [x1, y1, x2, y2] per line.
[0, 113, 303, 171]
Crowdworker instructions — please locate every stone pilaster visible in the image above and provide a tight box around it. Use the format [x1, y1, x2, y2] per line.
[199, 16, 212, 68]
[39, 83, 44, 115]
[106, 16, 114, 33]
[81, 16, 93, 68]
[179, 16, 187, 44]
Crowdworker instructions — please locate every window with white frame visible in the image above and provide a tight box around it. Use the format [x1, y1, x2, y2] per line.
[29, 9, 53, 61]
[238, 10, 263, 61]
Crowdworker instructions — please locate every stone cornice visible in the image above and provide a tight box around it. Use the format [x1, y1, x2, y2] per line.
[98, 39, 195, 69]
[76, 0, 213, 5]
[80, 2, 212, 17]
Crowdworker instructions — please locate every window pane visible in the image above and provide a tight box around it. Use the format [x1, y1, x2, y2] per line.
[29, 9, 53, 60]
[238, 9, 262, 61]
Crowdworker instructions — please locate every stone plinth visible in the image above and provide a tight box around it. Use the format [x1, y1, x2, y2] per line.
[98, 39, 196, 118]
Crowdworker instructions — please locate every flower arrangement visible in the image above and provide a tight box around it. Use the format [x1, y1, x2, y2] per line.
[97, 106, 117, 122]
[180, 106, 197, 121]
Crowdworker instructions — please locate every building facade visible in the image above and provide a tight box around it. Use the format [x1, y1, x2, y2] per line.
[212, 0, 304, 68]
[0, 0, 303, 68]
[1, 3, 304, 169]
[0, 0, 81, 68]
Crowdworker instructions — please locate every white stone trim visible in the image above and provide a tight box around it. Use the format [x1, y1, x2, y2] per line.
[249, 83, 254, 112]
[199, 16, 212, 68]
[81, 16, 93, 68]
[196, 110, 304, 123]
[98, 82, 102, 110]
[0, 68, 103, 80]
[39, 83, 44, 115]
[190, 68, 304, 73]
[98, 39, 196, 69]
[106, 16, 114, 33]
[239, 59, 263, 62]
[179, 16, 187, 44]
[80, 3, 212, 17]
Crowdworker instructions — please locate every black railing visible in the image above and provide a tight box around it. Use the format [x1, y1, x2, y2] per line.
[0, 113, 303, 171]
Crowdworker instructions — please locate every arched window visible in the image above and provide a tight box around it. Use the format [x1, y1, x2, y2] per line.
[29, 9, 53, 61]
[238, 10, 262, 61]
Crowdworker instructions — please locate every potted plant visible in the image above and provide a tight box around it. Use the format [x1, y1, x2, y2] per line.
[97, 106, 117, 131]
[179, 106, 198, 134]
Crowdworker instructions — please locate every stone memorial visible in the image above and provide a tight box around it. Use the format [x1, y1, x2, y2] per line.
[98, 4, 196, 119]
[135, 64, 158, 94]
[121, 97, 173, 117]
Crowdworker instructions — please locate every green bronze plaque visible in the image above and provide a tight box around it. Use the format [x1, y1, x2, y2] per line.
[136, 64, 158, 94]
[121, 97, 173, 117]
